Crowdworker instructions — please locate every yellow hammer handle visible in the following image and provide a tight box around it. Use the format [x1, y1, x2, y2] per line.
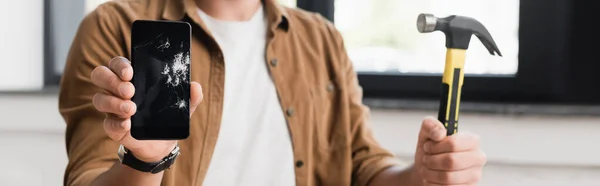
[437, 49, 466, 136]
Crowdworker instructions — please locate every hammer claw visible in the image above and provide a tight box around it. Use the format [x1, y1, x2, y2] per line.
[475, 31, 503, 57]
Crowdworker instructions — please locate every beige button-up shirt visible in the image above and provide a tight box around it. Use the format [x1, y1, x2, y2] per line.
[59, 0, 404, 185]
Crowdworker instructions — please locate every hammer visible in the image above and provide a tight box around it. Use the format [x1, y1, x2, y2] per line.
[416, 13, 502, 136]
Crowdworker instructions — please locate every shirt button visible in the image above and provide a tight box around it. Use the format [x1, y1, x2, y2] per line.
[326, 82, 335, 92]
[286, 107, 295, 117]
[270, 59, 278, 67]
[295, 160, 304, 168]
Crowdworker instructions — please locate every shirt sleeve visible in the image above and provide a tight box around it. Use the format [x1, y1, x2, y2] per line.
[59, 3, 127, 186]
[319, 15, 408, 186]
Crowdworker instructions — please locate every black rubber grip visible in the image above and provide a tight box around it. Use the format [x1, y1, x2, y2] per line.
[437, 83, 450, 128]
[438, 68, 461, 136]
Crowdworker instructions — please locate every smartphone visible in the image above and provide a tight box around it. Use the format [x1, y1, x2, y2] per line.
[130, 20, 191, 140]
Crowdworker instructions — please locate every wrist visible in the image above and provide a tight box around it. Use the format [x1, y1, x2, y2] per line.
[130, 143, 178, 163]
[369, 165, 423, 186]
[118, 144, 180, 174]
[131, 151, 165, 163]
[405, 164, 424, 186]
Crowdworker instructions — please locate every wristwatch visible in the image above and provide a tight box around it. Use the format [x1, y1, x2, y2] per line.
[117, 144, 180, 174]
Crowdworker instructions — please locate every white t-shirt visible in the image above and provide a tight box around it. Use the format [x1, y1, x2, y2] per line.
[198, 6, 296, 186]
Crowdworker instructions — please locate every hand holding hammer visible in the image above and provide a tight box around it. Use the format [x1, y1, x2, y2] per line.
[417, 14, 502, 136]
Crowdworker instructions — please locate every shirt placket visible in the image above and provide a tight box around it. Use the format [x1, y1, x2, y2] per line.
[189, 22, 227, 186]
[197, 48, 225, 182]
[265, 30, 308, 186]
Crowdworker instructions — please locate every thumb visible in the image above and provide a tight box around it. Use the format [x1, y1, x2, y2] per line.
[189, 81, 203, 117]
[418, 117, 447, 145]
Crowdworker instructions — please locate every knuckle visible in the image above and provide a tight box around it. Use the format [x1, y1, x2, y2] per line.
[104, 117, 128, 132]
[125, 100, 137, 115]
[90, 66, 106, 84]
[90, 68, 98, 82]
[447, 139, 459, 151]
[422, 155, 431, 166]
[108, 74, 122, 91]
[121, 82, 135, 98]
[103, 117, 116, 132]
[108, 95, 121, 109]
[124, 81, 134, 89]
[93, 93, 107, 110]
[479, 151, 488, 164]
[92, 93, 100, 108]
[444, 154, 459, 169]
[421, 117, 432, 126]
[103, 117, 110, 129]
[115, 119, 124, 129]
[108, 58, 117, 69]
[120, 119, 131, 130]
[127, 82, 135, 92]
[109, 57, 126, 68]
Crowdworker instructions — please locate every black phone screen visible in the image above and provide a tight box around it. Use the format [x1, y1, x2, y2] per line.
[130, 20, 191, 140]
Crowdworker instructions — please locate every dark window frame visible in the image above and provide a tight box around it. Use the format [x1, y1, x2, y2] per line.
[43, 0, 62, 87]
[300, 0, 600, 105]
[45, 0, 600, 105]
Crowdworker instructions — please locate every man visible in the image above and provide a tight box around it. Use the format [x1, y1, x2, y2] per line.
[59, 0, 487, 185]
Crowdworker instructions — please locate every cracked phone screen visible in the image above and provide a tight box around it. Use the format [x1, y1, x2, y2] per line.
[130, 20, 191, 139]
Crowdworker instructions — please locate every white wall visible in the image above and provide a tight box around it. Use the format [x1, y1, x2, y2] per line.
[371, 110, 600, 166]
[0, 0, 44, 91]
[1, 95, 600, 185]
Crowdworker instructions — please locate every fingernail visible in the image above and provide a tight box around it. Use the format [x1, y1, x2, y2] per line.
[119, 84, 129, 97]
[423, 143, 430, 153]
[121, 69, 129, 78]
[121, 103, 131, 113]
[433, 128, 446, 139]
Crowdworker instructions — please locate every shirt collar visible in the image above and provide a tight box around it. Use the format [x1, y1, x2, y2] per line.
[161, 0, 290, 32]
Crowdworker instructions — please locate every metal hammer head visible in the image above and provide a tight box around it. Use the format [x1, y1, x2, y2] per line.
[417, 13, 502, 56]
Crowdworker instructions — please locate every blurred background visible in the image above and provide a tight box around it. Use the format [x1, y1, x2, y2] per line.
[1, 0, 600, 185]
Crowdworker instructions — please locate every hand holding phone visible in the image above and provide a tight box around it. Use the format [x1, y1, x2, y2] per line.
[89, 20, 200, 162]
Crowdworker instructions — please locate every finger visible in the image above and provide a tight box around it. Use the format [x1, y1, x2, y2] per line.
[419, 117, 447, 144]
[91, 66, 135, 99]
[189, 82, 203, 116]
[423, 150, 487, 171]
[108, 57, 133, 81]
[420, 167, 482, 185]
[423, 132, 480, 154]
[104, 116, 131, 142]
[103, 117, 142, 152]
[93, 92, 136, 117]
[104, 116, 141, 152]
[118, 131, 140, 151]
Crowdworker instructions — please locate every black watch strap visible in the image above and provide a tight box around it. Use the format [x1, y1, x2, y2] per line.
[119, 145, 180, 174]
